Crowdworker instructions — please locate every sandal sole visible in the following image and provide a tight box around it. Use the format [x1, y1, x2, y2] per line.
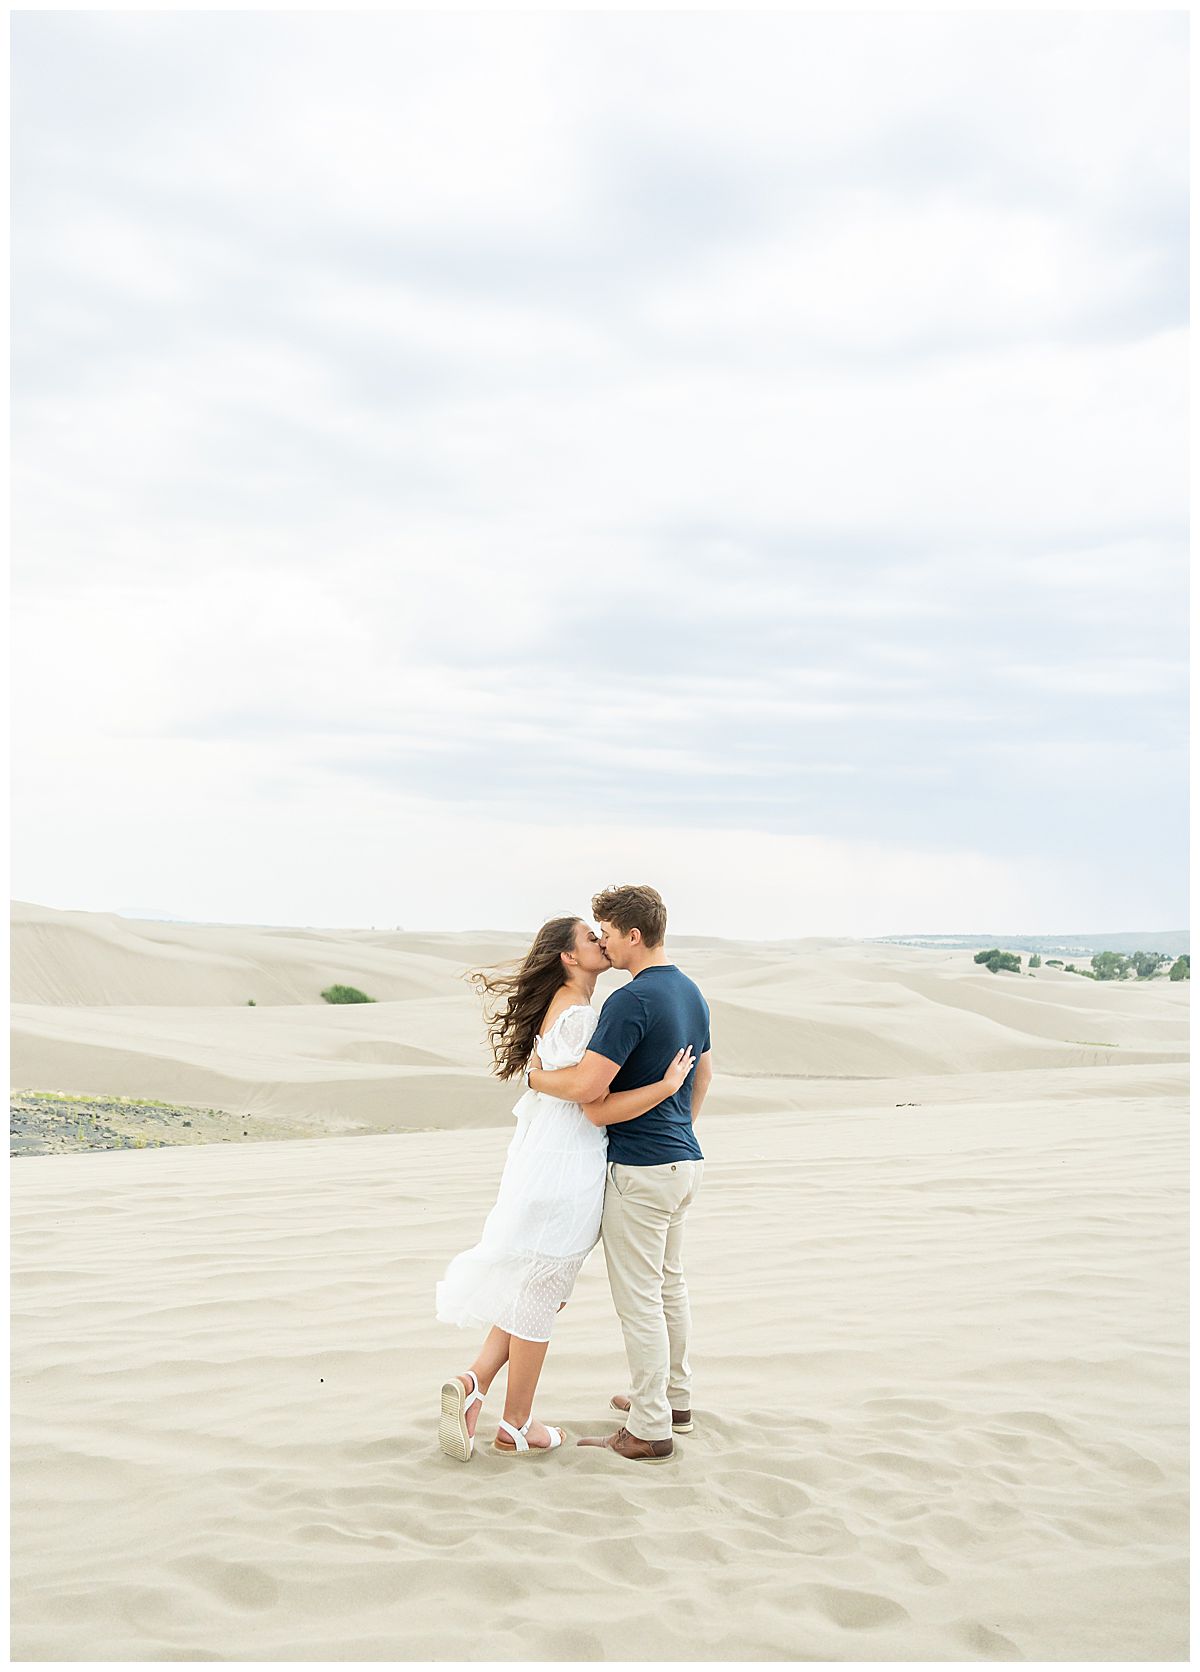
[438, 1379, 472, 1462]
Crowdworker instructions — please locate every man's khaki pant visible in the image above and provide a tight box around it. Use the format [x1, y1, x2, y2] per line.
[601, 1159, 704, 1442]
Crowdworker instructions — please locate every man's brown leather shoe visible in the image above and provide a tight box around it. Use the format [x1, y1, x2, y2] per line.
[610, 1393, 693, 1434]
[577, 1426, 674, 1462]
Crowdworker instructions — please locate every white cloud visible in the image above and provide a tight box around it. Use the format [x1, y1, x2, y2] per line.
[10, 10, 1187, 933]
[1005, 660, 1186, 698]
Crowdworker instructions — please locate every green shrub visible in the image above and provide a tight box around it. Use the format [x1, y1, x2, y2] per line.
[974, 947, 1021, 973]
[1169, 956, 1190, 982]
[1046, 959, 1064, 967]
[1029, 953, 1042, 969]
[247, 999, 256, 1006]
[321, 984, 376, 1004]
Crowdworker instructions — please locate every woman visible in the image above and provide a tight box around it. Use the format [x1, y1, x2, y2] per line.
[436, 914, 694, 1458]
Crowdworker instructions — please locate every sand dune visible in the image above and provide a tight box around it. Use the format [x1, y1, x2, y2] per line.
[9, 902, 1189, 1659]
[11, 901, 513, 1008]
[10, 904, 1188, 1142]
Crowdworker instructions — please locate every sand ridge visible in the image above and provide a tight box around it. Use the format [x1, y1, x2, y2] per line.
[10, 902, 1189, 1143]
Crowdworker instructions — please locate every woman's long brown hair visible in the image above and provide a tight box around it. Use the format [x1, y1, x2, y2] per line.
[466, 915, 582, 1080]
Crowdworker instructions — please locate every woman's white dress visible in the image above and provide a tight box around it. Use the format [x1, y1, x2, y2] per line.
[435, 1005, 607, 1343]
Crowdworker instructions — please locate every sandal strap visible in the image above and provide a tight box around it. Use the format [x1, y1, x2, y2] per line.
[497, 1416, 531, 1452]
[454, 1371, 481, 1411]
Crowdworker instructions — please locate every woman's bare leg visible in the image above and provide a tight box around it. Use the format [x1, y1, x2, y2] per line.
[454, 1326, 511, 1442]
[497, 1334, 556, 1448]
[469, 1326, 511, 1392]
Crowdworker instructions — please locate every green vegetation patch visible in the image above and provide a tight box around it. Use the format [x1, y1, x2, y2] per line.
[973, 948, 1022, 974]
[321, 984, 376, 1004]
[20, 1089, 193, 1110]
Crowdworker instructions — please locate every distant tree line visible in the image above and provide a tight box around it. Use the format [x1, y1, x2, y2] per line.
[974, 948, 1188, 981]
[1091, 950, 1187, 982]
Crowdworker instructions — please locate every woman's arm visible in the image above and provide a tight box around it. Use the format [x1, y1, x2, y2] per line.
[528, 1050, 618, 1104]
[528, 1062, 587, 1101]
[581, 1049, 695, 1129]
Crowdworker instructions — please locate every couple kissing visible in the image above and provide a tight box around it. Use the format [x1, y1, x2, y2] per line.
[436, 883, 712, 1462]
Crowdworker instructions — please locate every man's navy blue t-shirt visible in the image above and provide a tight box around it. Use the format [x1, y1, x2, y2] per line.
[588, 964, 710, 1166]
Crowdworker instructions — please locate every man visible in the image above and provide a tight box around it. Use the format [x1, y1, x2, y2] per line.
[528, 883, 712, 1462]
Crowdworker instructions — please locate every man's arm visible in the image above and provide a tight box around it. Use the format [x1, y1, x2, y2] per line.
[530, 987, 646, 1104]
[690, 1050, 713, 1119]
[528, 1050, 621, 1106]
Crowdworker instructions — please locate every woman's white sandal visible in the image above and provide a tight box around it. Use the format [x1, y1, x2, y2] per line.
[492, 1416, 564, 1457]
[439, 1371, 485, 1462]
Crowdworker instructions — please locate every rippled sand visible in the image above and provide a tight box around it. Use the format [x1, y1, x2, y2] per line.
[12, 1095, 1187, 1659]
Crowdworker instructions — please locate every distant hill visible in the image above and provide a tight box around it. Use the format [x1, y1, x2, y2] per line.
[115, 906, 195, 923]
[872, 930, 1189, 957]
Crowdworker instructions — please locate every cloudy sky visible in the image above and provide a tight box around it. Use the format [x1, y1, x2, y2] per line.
[11, 11, 1188, 939]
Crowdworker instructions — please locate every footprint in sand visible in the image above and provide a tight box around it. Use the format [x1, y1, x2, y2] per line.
[183, 1557, 280, 1611]
[802, 1583, 910, 1630]
[956, 1619, 1022, 1658]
